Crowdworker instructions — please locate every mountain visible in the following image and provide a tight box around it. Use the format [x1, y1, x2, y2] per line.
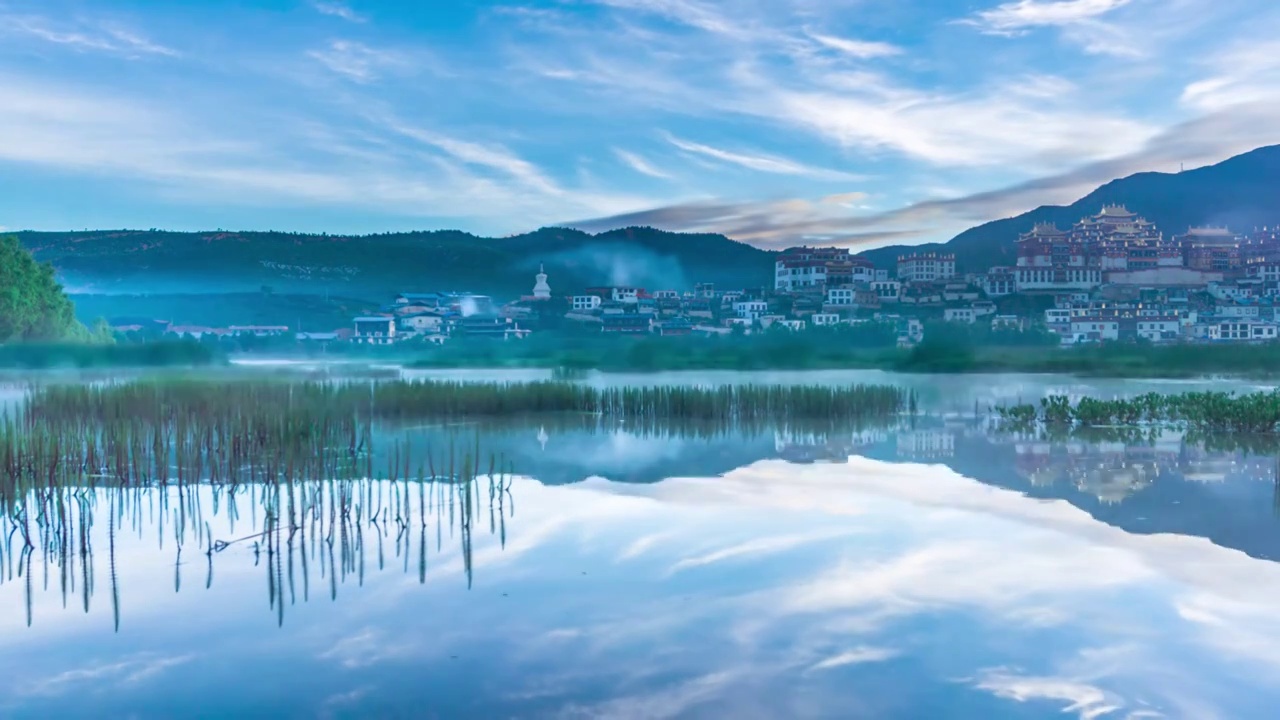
[15, 226, 776, 299]
[859, 145, 1280, 273]
[16, 145, 1280, 297]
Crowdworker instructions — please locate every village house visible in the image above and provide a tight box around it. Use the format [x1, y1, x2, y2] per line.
[944, 307, 977, 324]
[871, 280, 901, 303]
[656, 318, 694, 336]
[396, 313, 444, 334]
[981, 267, 1018, 297]
[602, 314, 652, 334]
[811, 313, 841, 327]
[733, 300, 768, 320]
[228, 325, 290, 337]
[1135, 317, 1180, 342]
[353, 316, 396, 345]
[1068, 317, 1120, 343]
[571, 295, 603, 312]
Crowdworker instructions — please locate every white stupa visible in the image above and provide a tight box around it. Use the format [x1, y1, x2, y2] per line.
[533, 263, 551, 299]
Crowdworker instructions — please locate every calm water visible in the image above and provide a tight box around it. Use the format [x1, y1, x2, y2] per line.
[4, 372, 1280, 718]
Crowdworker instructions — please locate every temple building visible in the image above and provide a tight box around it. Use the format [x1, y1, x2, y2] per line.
[775, 247, 872, 293]
[1178, 227, 1243, 274]
[1014, 223, 1101, 291]
[1074, 205, 1175, 273]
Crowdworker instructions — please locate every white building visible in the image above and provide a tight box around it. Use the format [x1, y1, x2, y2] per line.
[1069, 318, 1119, 342]
[354, 316, 396, 345]
[611, 287, 640, 303]
[1211, 320, 1278, 341]
[897, 253, 956, 284]
[571, 295, 602, 311]
[734, 300, 768, 319]
[532, 264, 551, 299]
[1218, 304, 1260, 319]
[944, 307, 977, 324]
[1136, 318, 1180, 342]
[1045, 308, 1073, 327]
[871, 280, 901, 303]
[1248, 263, 1280, 283]
[982, 268, 1017, 297]
[826, 288, 855, 306]
[651, 290, 679, 300]
[811, 313, 841, 327]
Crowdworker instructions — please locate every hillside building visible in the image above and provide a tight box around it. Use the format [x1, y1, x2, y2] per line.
[1015, 223, 1101, 291]
[897, 252, 956, 284]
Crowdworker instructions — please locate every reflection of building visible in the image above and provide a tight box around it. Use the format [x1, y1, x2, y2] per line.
[1075, 464, 1153, 504]
[896, 430, 955, 459]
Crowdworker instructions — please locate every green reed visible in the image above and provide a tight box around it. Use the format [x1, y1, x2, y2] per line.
[996, 390, 1280, 433]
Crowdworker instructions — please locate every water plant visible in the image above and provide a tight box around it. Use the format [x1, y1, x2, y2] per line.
[997, 390, 1280, 433]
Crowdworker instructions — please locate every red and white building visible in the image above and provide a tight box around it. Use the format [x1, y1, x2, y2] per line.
[1015, 223, 1101, 292]
[775, 247, 874, 292]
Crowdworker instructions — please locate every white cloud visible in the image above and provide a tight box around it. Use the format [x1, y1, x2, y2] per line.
[667, 529, 856, 575]
[973, 670, 1123, 720]
[312, 1, 366, 23]
[26, 654, 194, 697]
[807, 33, 903, 59]
[308, 40, 406, 83]
[1181, 41, 1280, 112]
[664, 133, 864, 181]
[0, 14, 177, 57]
[968, 0, 1134, 33]
[0, 76, 661, 232]
[807, 646, 899, 671]
[614, 149, 673, 179]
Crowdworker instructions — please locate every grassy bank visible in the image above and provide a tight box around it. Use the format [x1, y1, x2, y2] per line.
[405, 332, 1280, 378]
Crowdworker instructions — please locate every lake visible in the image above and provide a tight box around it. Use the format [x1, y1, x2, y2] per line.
[2, 370, 1280, 718]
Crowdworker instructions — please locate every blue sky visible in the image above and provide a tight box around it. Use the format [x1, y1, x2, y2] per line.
[1, 0, 1278, 249]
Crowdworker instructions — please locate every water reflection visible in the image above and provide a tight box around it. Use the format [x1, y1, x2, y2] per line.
[5, 417, 1280, 717]
[1, 463, 513, 630]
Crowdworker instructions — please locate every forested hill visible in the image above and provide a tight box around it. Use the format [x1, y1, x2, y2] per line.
[21, 146, 1280, 294]
[859, 144, 1280, 273]
[17, 226, 776, 298]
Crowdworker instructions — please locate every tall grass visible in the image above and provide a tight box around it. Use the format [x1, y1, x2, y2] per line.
[996, 390, 1280, 433]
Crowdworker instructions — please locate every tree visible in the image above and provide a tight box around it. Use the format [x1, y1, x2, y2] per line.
[0, 235, 83, 342]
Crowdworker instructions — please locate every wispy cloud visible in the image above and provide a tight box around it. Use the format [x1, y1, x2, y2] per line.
[967, 0, 1134, 34]
[972, 669, 1123, 720]
[614, 149, 673, 179]
[308, 40, 406, 83]
[807, 33, 903, 59]
[1, 14, 177, 57]
[962, 0, 1141, 57]
[311, 1, 366, 23]
[1181, 40, 1280, 112]
[572, 100, 1280, 250]
[664, 134, 863, 181]
[25, 654, 194, 697]
[807, 646, 899, 671]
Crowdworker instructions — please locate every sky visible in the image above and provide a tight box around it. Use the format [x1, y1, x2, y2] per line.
[1, 0, 1279, 250]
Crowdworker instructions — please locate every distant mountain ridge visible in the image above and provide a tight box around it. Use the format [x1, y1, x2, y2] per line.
[859, 145, 1280, 273]
[16, 226, 777, 299]
[14, 145, 1280, 296]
